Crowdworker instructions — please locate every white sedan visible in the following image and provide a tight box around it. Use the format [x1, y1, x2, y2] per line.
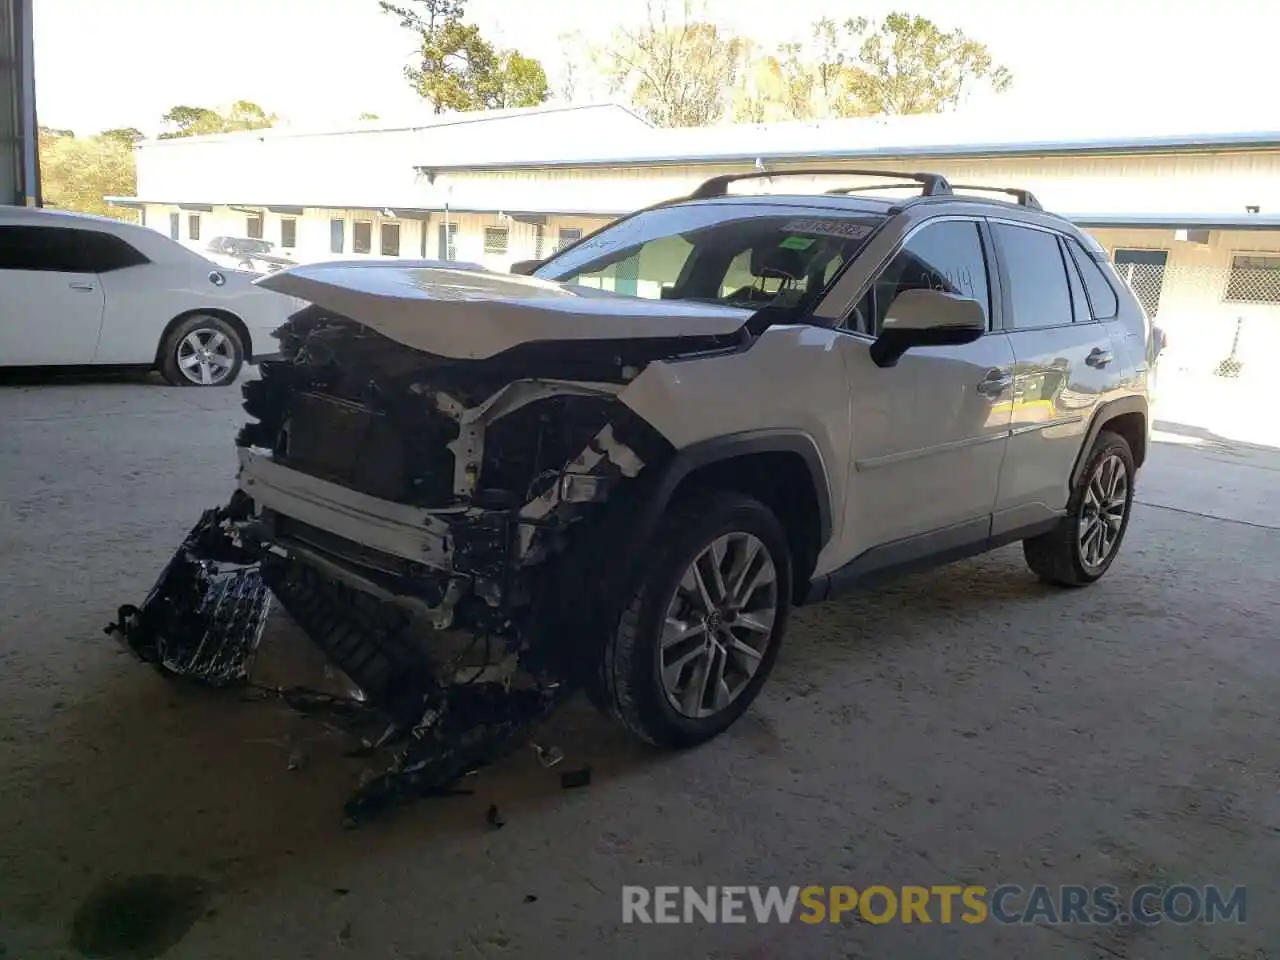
[0, 206, 301, 386]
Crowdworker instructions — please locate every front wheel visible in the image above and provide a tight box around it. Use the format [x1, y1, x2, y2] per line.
[601, 492, 792, 748]
[159, 314, 244, 387]
[1023, 429, 1136, 586]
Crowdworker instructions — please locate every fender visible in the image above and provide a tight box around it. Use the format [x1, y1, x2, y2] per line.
[1070, 395, 1150, 487]
[634, 429, 834, 551]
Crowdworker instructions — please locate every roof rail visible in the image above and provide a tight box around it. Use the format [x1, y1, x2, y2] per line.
[824, 183, 928, 195]
[949, 184, 1043, 210]
[689, 168, 953, 200]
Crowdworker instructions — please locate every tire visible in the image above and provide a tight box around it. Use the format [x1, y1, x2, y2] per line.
[159, 314, 244, 387]
[1023, 429, 1136, 586]
[601, 491, 793, 748]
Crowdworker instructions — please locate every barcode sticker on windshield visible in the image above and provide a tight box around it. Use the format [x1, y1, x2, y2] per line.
[782, 219, 873, 240]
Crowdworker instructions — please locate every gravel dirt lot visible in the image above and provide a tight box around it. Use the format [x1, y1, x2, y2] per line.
[1, 372, 1277, 960]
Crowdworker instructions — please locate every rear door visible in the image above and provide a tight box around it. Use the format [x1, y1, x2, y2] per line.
[0, 224, 106, 365]
[988, 220, 1118, 533]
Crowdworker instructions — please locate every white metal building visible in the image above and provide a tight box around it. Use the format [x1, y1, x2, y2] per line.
[108, 103, 1280, 419]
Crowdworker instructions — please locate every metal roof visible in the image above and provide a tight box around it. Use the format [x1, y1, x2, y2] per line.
[1061, 213, 1280, 231]
[415, 109, 1280, 172]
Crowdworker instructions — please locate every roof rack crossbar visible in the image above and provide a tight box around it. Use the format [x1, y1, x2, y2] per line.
[949, 184, 1043, 210]
[825, 183, 927, 195]
[690, 168, 953, 200]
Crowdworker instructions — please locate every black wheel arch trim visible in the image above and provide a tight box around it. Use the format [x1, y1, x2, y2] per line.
[641, 429, 834, 550]
[1070, 395, 1149, 487]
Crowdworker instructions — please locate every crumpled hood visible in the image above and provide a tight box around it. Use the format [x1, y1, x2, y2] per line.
[257, 263, 751, 361]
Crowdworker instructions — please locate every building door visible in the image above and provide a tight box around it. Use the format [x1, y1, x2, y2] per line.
[168, 212, 180, 241]
[1113, 248, 1168, 319]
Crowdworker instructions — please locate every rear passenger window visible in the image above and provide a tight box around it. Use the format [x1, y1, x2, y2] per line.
[1062, 238, 1091, 323]
[851, 220, 991, 336]
[79, 231, 150, 272]
[993, 223, 1073, 329]
[1065, 240, 1120, 320]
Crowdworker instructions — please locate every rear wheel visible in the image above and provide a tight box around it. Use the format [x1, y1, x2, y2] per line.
[1023, 430, 1136, 586]
[601, 492, 792, 748]
[159, 314, 244, 387]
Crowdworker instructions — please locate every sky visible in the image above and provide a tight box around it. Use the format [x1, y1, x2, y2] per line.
[32, 0, 1280, 136]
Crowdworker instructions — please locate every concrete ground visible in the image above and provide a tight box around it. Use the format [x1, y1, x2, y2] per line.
[0, 372, 1277, 960]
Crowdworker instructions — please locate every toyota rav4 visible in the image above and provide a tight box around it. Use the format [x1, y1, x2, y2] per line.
[111, 169, 1154, 822]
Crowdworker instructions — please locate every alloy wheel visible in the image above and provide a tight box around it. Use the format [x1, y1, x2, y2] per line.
[1078, 453, 1129, 571]
[176, 328, 237, 386]
[659, 532, 779, 720]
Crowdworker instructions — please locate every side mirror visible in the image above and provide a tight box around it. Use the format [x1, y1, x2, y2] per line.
[869, 288, 987, 368]
[509, 258, 544, 276]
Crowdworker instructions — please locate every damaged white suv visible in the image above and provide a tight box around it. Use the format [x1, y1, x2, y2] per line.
[112, 170, 1153, 822]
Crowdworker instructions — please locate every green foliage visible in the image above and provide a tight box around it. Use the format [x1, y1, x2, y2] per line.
[840, 12, 1013, 115]
[602, 3, 747, 128]
[358, 112, 381, 120]
[157, 102, 276, 139]
[39, 130, 138, 220]
[381, 0, 550, 112]
[99, 127, 145, 145]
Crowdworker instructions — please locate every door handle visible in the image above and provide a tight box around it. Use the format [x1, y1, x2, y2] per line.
[68, 281, 96, 292]
[1086, 348, 1113, 368]
[977, 370, 1013, 398]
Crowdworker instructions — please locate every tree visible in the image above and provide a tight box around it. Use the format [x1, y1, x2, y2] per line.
[381, 0, 550, 112]
[99, 127, 145, 145]
[831, 12, 1012, 117]
[39, 130, 137, 220]
[157, 102, 276, 139]
[600, 1, 746, 128]
[358, 112, 381, 120]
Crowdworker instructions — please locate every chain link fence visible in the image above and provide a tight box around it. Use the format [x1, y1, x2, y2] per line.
[1115, 261, 1280, 383]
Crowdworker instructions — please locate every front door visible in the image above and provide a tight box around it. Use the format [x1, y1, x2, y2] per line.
[836, 218, 1015, 559]
[0, 225, 106, 366]
[988, 221, 1118, 533]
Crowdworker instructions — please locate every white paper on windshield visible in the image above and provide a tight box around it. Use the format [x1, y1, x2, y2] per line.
[781, 219, 874, 241]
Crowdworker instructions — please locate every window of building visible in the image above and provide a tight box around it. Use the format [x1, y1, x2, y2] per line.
[281, 218, 297, 249]
[534, 224, 545, 260]
[353, 220, 372, 254]
[1113, 248, 1168, 317]
[850, 220, 991, 336]
[993, 223, 1073, 330]
[1065, 241, 1119, 320]
[187, 214, 201, 242]
[438, 222, 457, 260]
[168, 212, 180, 241]
[330, 218, 345, 254]
[484, 226, 509, 255]
[380, 221, 401, 257]
[246, 214, 264, 239]
[557, 227, 583, 252]
[1224, 253, 1280, 304]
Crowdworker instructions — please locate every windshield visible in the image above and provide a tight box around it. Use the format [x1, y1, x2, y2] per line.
[534, 203, 884, 317]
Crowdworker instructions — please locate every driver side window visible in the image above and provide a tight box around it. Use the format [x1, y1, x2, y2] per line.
[850, 220, 992, 336]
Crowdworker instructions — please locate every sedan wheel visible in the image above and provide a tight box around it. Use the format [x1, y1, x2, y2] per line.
[159, 314, 245, 388]
[177, 328, 237, 386]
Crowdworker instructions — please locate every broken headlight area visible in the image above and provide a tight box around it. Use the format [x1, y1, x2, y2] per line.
[107, 308, 675, 825]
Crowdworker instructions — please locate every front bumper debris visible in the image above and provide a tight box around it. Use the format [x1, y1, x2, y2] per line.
[106, 496, 571, 827]
[106, 501, 272, 686]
